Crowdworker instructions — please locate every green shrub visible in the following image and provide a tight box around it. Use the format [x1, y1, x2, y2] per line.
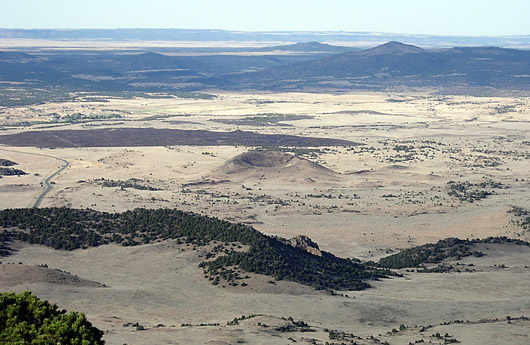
[0, 291, 104, 344]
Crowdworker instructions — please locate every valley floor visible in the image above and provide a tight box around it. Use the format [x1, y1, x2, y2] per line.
[1, 91, 529, 344]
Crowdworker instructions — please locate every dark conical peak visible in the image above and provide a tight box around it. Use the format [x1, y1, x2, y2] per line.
[360, 41, 424, 56]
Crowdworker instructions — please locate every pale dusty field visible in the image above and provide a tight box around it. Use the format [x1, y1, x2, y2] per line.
[1, 92, 530, 344]
[1, 92, 529, 256]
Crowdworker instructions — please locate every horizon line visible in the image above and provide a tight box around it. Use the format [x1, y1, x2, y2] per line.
[0, 27, 529, 39]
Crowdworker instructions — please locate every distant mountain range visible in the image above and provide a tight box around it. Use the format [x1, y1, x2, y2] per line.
[0, 41, 529, 94]
[229, 41, 530, 92]
[1, 28, 530, 49]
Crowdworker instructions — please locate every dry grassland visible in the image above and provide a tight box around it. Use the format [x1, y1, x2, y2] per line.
[1, 91, 530, 344]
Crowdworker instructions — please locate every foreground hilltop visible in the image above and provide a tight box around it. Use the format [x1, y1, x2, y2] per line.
[2, 207, 530, 344]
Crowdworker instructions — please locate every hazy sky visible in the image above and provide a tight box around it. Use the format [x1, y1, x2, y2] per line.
[1, 0, 529, 36]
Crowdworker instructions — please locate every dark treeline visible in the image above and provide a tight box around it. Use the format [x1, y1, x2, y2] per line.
[378, 237, 530, 269]
[0, 207, 393, 290]
[0, 159, 17, 166]
[0, 167, 27, 176]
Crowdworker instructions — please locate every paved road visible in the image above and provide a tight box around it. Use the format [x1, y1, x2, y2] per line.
[33, 157, 69, 208]
[0, 147, 69, 208]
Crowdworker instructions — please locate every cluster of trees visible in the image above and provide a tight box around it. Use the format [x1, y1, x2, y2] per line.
[0, 208, 105, 251]
[200, 236, 394, 290]
[0, 159, 17, 166]
[378, 236, 529, 269]
[0, 87, 74, 108]
[0, 207, 257, 250]
[0, 167, 27, 176]
[212, 114, 313, 127]
[327, 329, 356, 341]
[0, 231, 11, 256]
[226, 314, 260, 326]
[0, 207, 393, 290]
[0, 291, 104, 344]
[447, 180, 507, 202]
[56, 113, 122, 124]
[94, 178, 162, 191]
[0, 159, 26, 177]
[255, 146, 328, 159]
[274, 317, 312, 333]
[378, 238, 483, 269]
[477, 236, 530, 246]
[509, 206, 530, 232]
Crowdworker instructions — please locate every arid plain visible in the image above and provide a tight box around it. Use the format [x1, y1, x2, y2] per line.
[1, 91, 530, 344]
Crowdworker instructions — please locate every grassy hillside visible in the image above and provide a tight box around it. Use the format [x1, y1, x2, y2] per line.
[0, 207, 393, 291]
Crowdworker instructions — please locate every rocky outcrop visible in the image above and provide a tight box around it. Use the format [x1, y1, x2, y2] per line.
[289, 235, 322, 257]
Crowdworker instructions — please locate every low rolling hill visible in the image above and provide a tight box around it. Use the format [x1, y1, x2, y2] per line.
[0, 207, 394, 291]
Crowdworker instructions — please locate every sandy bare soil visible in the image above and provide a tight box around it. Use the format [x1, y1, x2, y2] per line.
[1, 91, 530, 344]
